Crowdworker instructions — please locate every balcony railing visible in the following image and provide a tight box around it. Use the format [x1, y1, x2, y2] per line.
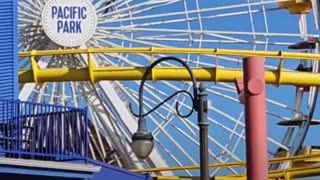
[0, 99, 88, 162]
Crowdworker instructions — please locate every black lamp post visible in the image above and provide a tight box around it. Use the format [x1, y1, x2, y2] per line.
[129, 56, 209, 180]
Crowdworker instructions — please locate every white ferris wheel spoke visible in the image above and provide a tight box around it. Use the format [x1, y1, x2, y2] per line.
[99, 0, 281, 24]
[18, 0, 319, 175]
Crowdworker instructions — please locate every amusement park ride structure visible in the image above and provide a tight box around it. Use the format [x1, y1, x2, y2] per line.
[18, 47, 320, 180]
[12, 0, 320, 179]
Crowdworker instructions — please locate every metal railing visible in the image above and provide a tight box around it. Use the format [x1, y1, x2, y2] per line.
[0, 99, 88, 162]
[18, 47, 320, 87]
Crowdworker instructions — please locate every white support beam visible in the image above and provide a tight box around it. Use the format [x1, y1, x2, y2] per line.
[79, 82, 133, 167]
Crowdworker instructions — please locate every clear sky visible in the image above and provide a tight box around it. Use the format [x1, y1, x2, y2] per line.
[19, 0, 320, 178]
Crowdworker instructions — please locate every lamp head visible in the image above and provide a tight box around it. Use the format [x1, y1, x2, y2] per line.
[131, 130, 154, 159]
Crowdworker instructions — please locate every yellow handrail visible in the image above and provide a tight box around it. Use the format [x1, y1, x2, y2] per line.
[18, 47, 320, 60]
[18, 48, 320, 86]
[137, 153, 320, 180]
[132, 153, 320, 173]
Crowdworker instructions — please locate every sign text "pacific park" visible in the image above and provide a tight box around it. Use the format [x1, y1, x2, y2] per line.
[51, 6, 88, 34]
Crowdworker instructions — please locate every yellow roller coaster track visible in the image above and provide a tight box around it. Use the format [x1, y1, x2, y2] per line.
[19, 48, 320, 87]
[133, 153, 320, 179]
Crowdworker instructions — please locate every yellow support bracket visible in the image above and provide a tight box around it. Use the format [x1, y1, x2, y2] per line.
[214, 49, 219, 84]
[278, 0, 313, 14]
[150, 46, 155, 63]
[30, 50, 39, 84]
[276, 58, 284, 86]
[87, 48, 96, 84]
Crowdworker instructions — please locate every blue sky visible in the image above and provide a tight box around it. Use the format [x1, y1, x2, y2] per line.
[123, 0, 320, 177]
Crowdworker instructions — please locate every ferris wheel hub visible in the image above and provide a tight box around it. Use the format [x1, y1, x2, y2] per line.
[41, 0, 97, 47]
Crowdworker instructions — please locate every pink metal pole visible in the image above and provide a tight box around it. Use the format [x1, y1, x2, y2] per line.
[243, 57, 268, 180]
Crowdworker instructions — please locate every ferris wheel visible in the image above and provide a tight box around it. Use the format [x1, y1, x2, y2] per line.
[18, 0, 320, 177]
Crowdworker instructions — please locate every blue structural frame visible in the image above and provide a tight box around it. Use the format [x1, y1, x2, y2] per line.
[88, 159, 152, 180]
[0, 165, 96, 179]
[0, 157, 101, 180]
[0, 0, 18, 100]
[13, 0, 18, 100]
[0, 99, 89, 161]
[0, 99, 152, 180]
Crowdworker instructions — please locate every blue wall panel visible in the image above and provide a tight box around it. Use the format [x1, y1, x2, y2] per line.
[0, 0, 18, 100]
[88, 160, 152, 180]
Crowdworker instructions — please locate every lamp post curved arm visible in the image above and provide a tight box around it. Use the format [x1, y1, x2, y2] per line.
[129, 89, 194, 118]
[128, 56, 198, 119]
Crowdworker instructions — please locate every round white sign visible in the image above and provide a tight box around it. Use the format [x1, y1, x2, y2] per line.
[41, 0, 97, 47]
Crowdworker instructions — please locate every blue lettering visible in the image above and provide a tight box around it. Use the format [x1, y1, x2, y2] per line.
[57, 20, 82, 34]
[75, 21, 82, 33]
[70, 21, 75, 33]
[52, 6, 87, 34]
[51, 6, 88, 20]
[64, 7, 69, 19]
[52, 6, 57, 18]
[57, 20, 63, 33]
[63, 21, 69, 33]
[57, 7, 64, 19]
[72, 6, 77, 19]
[81, 7, 87, 19]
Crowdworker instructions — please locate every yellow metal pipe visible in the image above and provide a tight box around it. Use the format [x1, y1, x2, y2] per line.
[266, 166, 320, 179]
[215, 166, 320, 179]
[131, 153, 320, 173]
[132, 158, 245, 173]
[153, 166, 320, 180]
[18, 47, 320, 60]
[285, 166, 320, 179]
[18, 48, 320, 85]
[19, 66, 320, 87]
